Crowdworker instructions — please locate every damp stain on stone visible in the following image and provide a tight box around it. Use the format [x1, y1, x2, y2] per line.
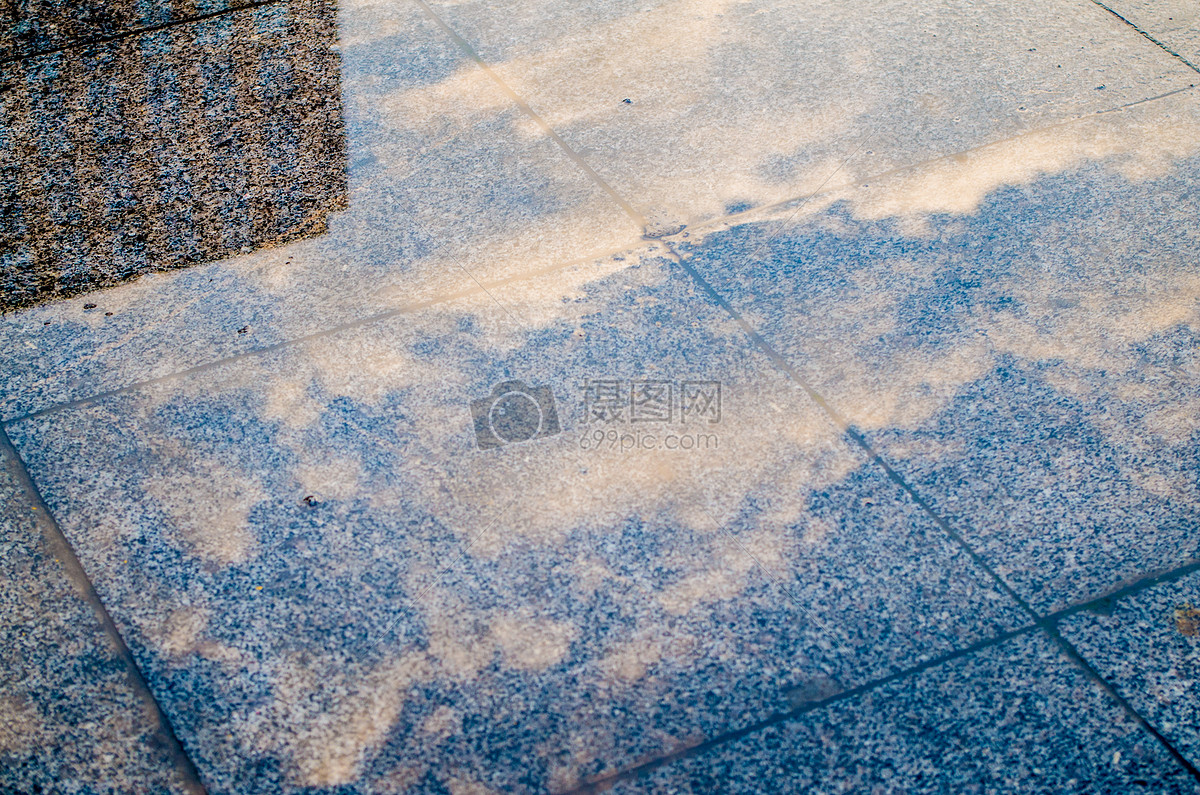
[785, 674, 843, 709]
[1174, 604, 1199, 637]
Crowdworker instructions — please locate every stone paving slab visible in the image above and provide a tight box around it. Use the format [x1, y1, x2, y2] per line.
[0, 0, 267, 61]
[1101, 0, 1200, 70]
[673, 88, 1200, 614]
[1, 0, 1198, 792]
[0, 432, 200, 795]
[4, 0, 1197, 420]
[1060, 569, 1200, 773]
[0, 0, 345, 310]
[0, 0, 640, 419]
[7, 251, 1028, 793]
[422, 0, 1196, 229]
[608, 631, 1199, 794]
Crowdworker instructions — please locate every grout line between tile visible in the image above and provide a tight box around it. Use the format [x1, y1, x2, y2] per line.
[658, 244, 1200, 786]
[406, 0, 648, 230]
[392, 12, 1200, 776]
[7, 82, 1193, 426]
[674, 84, 1197, 242]
[408, 9, 1200, 778]
[7, 7, 1198, 789]
[1042, 620, 1200, 766]
[284, 5, 1200, 787]
[1046, 557, 1200, 623]
[561, 622, 1040, 794]
[1096, 84, 1199, 113]
[1088, 0, 1200, 74]
[563, 548, 1200, 792]
[3, 237, 656, 425]
[0, 0, 285, 65]
[0, 424, 210, 795]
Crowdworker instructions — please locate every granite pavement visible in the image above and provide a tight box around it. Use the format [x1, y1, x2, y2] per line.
[2, 0, 1199, 792]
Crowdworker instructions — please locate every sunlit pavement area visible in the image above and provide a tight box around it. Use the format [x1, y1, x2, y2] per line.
[2, 0, 1200, 792]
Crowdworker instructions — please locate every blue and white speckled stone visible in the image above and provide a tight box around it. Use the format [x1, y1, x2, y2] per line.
[8, 251, 1028, 793]
[1060, 570, 1200, 773]
[0, 435, 199, 795]
[421, 0, 1196, 227]
[609, 631, 1197, 794]
[0, 0, 640, 420]
[674, 89, 1200, 614]
[3, 0, 1199, 791]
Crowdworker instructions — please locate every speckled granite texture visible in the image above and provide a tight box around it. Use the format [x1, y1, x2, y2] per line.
[1099, 0, 1200, 70]
[674, 90, 1200, 614]
[1, 0, 1199, 792]
[609, 632, 1196, 794]
[1, 0, 1196, 418]
[0, 0, 345, 310]
[421, 0, 1195, 227]
[6, 253, 1032, 792]
[0, 431, 201, 795]
[1, 0, 262, 59]
[1060, 570, 1200, 773]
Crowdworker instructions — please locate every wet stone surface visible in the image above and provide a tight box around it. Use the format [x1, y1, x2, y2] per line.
[1, 0, 1199, 792]
[1060, 569, 1200, 774]
[0, 435, 198, 795]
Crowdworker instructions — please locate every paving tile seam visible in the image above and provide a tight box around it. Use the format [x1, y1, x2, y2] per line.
[391, 4, 1200, 781]
[560, 622, 1042, 794]
[3, 236, 656, 425]
[1088, 0, 1200, 74]
[407, 0, 648, 229]
[7, 79, 1195, 426]
[659, 245, 1200, 788]
[410, 0, 1193, 247]
[1040, 621, 1200, 779]
[564, 554, 1200, 792]
[20, 231, 1199, 794]
[653, 243, 1036, 627]
[5, 7, 1198, 792]
[0, 0, 286, 66]
[387, 13, 1200, 776]
[0, 423, 210, 795]
[1046, 557, 1200, 624]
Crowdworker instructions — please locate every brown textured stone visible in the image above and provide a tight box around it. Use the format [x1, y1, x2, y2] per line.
[1, 0, 264, 60]
[1176, 604, 1200, 637]
[0, 0, 346, 310]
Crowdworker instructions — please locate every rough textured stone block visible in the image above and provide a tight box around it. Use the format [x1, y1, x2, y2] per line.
[1, 1, 262, 63]
[0, 0, 346, 310]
